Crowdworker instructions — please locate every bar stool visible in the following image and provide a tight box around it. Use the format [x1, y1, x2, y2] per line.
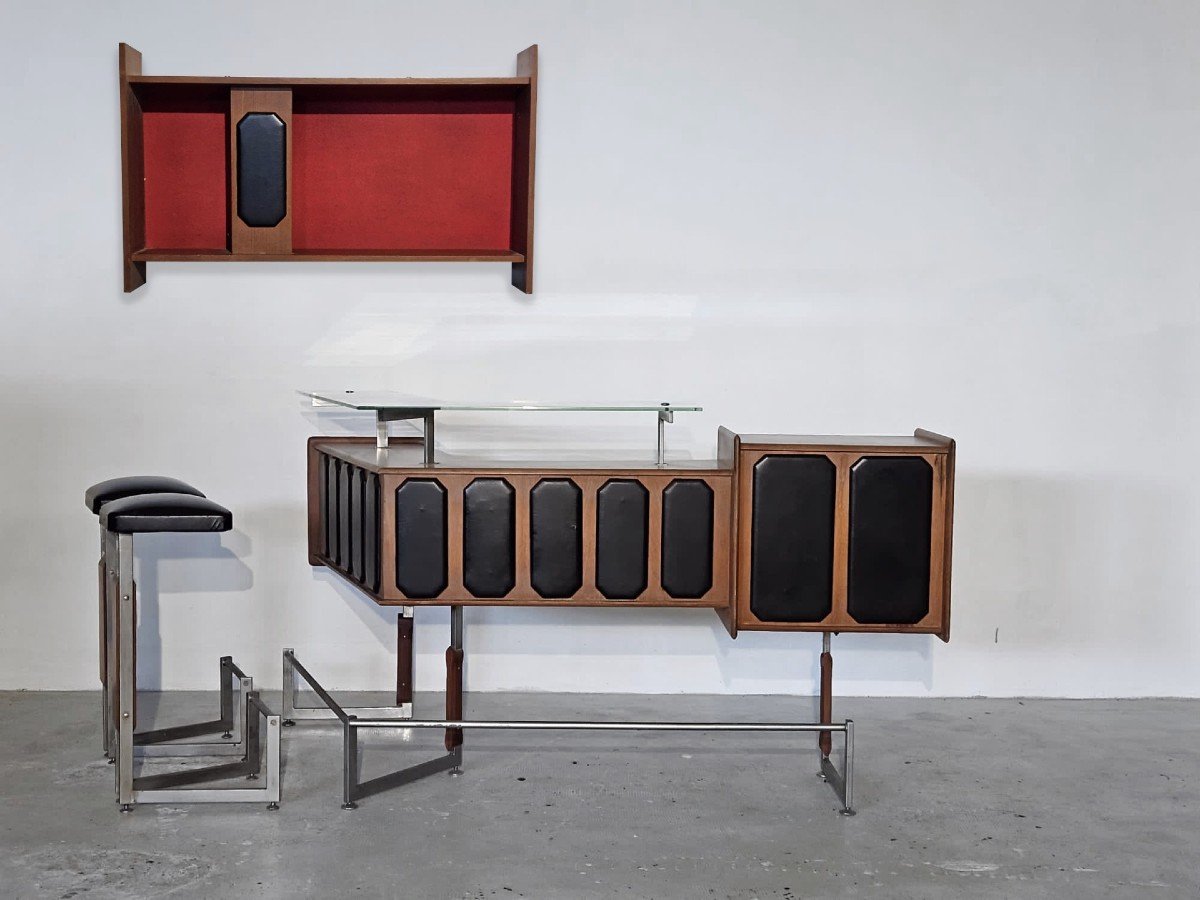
[87, 476, 205, 757]
[99, 492, 280, 811]
[88, 477, 251, 762]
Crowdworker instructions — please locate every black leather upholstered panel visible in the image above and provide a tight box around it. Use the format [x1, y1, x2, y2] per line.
[349, 467, 365, 583]
[338, 462, 352, 570]
[324, 456, 339, 561]
[395, 479, 447, 599]
[661, 479, 714, 599]
[595, 479, 649, 599]
[236, 113, 286, 227]
[100, 493, 232, 534]
[463, 478, 516, 598]
[750, 455, 836, 622]
[530, 479, 583, 598]
[317, 454, 330, 558]
[364, 472, 380, 592]
[85, 476, 203, 514]
[847, 456, 933, 624]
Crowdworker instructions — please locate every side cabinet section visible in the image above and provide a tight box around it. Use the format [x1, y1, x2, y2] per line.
[735, 433, 954, 638]
[310, 449, 381, 593]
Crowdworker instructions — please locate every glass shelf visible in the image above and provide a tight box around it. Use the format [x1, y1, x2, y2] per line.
[299, 390, 701, 414]
[300, 390, 702, 464]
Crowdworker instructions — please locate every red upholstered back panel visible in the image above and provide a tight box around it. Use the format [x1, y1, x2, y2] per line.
[142, 111, 228, 250]
[292, 99, 515, 251]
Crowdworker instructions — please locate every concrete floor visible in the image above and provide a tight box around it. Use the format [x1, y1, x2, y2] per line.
[0, 692, 1196, 899]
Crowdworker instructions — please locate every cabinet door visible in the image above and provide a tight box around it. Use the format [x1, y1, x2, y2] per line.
[749, 455, 836, 622]
[847, 456, 932, 624]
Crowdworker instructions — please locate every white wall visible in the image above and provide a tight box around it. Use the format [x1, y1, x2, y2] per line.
[1, 1, 1197, 697]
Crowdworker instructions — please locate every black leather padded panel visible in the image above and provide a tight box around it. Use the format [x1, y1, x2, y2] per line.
[317, 454, 330, 558]
[364, 472, 380, 592]
[530, 479, 583, 597]
[236, 113, 286, 227]
[395, 479, 447, 598]
[595, 480, 649, 599]
[463, 479, 516, 598]
[338, 462, 352, 571]
[349, 467, 365, 583]
[661, 479, 714, 599]
[101, 493, 232, 534]
[324, 456, 339, 561]
[750, 455, 836, 622]
[847, 456, 932, 624]
[85, 476, 203, 514]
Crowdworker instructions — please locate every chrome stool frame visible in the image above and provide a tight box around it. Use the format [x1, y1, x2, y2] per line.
[104, 516, 281, 811]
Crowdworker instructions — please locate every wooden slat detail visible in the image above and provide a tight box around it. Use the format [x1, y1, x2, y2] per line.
[230, 89, 292, 254]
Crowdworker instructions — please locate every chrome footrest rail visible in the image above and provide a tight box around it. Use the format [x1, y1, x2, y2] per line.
[282, 649, 855, 814]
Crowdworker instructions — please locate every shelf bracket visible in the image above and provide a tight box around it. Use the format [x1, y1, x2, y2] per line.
[657, 404, 675, 466]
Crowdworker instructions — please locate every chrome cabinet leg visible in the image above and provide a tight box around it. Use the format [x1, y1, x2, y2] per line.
[342, 718, 359, 809]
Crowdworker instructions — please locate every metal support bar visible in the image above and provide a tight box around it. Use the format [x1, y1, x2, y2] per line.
[423, 411, 436, 466]
[352, 718, 848, 733]
[819, 632, 833, 757]
[99, 525, 111, 757]
[284, 648, 855, 814]
[374, 409, 436, 464]
[656, 404, 674, 466]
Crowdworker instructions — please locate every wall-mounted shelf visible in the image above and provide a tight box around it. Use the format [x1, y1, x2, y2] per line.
[119, 44, 537, 293]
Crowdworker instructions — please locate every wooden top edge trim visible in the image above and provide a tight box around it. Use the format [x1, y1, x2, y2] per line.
[733, 433, 953, 451]
[310, 439, 734, 476]
[913, 427, 955, 448]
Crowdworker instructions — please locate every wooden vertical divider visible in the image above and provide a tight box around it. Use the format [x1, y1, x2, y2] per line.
[230, 89, 293, 254]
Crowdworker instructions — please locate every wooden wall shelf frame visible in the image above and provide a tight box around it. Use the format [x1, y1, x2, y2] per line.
[118, 43, 538, 292]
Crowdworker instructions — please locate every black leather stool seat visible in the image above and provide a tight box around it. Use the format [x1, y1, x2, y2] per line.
[85, 476, 204, 514]
[101, 493, 233, 534]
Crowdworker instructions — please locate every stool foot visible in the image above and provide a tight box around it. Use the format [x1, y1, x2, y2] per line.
[266, 802, 279, 811]
[342, 801, 357, 810]
[119, 803, 134, 813]
[221, 731, 233, 739]
[246, 773, 259, 780]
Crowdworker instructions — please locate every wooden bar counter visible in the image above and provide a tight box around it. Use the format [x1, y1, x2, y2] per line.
[306, 427, 955, 639]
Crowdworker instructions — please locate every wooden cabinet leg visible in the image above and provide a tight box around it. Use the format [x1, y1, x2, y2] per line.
[396, 613, 413, 706]
[445, 647, 463, 750]
[445, 606, 464, 750]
